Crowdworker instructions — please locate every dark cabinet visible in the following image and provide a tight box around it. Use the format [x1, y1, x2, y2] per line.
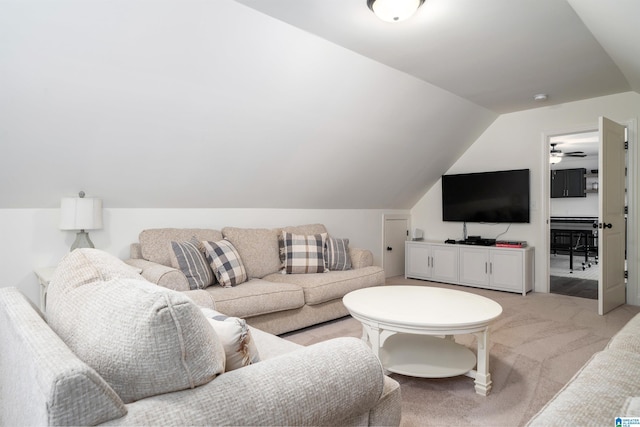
[551, 168, 586, 198]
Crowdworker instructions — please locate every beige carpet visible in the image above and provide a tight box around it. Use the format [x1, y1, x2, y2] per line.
[281, 277, 640, 427]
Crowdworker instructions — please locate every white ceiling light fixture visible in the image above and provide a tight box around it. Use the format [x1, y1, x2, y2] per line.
[550, 155, 562, 164]
[367, 0, 425, 23]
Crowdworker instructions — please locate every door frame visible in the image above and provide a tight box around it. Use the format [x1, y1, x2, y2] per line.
[382, 213, 411, 278]
[540, 118, 638, 306]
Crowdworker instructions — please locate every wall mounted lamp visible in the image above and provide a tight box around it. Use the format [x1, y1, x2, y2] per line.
[59, 191, 103, 251]
[367, 0, 425, 22]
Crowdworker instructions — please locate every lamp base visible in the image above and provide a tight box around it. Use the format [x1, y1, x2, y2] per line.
[70, 230, 95, 251]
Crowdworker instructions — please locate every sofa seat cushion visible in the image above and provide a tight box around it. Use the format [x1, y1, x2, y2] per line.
[47, 249, 226, 404]
[139, 228, 222, 266]
[204, 279, 304, 319]
[528, 349, 640, 426]
[263, 266, 384, 306]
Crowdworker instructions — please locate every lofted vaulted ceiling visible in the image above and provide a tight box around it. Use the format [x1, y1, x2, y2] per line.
[235, 0, 639, 114]
[0, 0, 637, 210]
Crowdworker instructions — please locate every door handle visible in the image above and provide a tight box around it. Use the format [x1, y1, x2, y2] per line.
[387, 246, 393, 251]
[599, 223, 613, 229]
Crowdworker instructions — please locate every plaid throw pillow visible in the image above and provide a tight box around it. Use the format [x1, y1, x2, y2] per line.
[169, 237, 214, 290]
[325, 237, 352, 271]
[281, 232, 328, 274]
[202, 240, 248, 287]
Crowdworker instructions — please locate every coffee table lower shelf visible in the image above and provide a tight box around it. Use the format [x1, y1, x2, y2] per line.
[379, 333, 477, 378]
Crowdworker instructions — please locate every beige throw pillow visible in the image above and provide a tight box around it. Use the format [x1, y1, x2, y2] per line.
[47, 249, 225, 404]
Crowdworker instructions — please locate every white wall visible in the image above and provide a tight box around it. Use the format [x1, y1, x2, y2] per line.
[0, 0, 495, 211]
[0, 208, 408, 307]
[411, 91, 640, 299]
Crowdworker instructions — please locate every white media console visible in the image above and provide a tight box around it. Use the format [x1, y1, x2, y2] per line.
[405, 241, 534, 296]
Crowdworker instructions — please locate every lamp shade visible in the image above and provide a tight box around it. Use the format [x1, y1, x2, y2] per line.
[367, 0, 425, 22]
[59, 197, 103, 231]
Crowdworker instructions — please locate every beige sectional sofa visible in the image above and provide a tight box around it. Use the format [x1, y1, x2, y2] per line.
[527, 312, 640, 426]
[125, 224, 385, 335]
[0, 249, 401, 426]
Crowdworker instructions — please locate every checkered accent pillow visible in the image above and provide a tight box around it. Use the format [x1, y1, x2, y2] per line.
[281, 232, 328, 274]
[169, 237, 214, 290]
[325, 237, 352, 271]
[202, 240, 248, 287]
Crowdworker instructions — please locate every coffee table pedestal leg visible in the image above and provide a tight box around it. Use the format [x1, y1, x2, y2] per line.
[472, 328, 492, 396]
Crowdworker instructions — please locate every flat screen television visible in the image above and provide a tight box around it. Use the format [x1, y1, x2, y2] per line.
[441, 169, 530, 223]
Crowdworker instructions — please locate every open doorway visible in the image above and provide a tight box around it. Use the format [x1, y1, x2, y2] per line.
[548, 131, 600, 299]
[543, 118, 631, 315]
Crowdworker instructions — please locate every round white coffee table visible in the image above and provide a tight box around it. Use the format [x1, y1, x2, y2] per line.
[343, 285, 503, 396]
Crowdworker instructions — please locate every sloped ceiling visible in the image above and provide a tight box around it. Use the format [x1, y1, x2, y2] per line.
[0, 0, 636, 210]
[235, 0, 636, 114]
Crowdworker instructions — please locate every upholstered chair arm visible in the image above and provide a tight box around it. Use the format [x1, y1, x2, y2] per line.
[108, 337, 388, 426]
[129, 243, 143, 259]
[349, 247, 374, 269]
[124, 258, 190, 291]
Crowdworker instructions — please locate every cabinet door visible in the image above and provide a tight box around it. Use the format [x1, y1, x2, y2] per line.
[458, 248, 489, 286]
[431, 245, 458, 282]
[406, 243, 431, 279]
[550, 170, 565, 198]
[489, 249, 523, 291]
[565, 168, 586, 197]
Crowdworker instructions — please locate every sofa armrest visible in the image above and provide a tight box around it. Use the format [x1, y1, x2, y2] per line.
[349, 247, 374, 269]
[110, 337, 388, 426]
[124, 258, 190, 291]
[130, 243, 143, 259]
[0, 288, 127, 426]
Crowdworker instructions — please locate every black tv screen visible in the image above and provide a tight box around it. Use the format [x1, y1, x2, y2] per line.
[442, 169, 530, 223]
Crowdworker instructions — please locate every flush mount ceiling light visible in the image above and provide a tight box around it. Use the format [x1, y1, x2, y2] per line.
[367, 0, 425, 22]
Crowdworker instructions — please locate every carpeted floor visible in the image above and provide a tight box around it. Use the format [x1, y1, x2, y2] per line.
[281, 277, 640, 426]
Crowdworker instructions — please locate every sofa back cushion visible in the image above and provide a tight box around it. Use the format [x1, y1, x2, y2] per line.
[221, 225, 329, 279]
[281, 224, 328, 236]
[139, 228, 223, 266]
[222, 227, 281, 278]
[47, 249, 225, 404]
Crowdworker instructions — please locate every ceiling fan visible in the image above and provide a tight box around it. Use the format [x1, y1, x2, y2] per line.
[550, 143, 587, 158]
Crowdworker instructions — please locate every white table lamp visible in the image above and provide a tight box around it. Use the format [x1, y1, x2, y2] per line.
[59, 191, 103, 251]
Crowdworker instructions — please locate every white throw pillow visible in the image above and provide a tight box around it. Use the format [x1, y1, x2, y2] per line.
[201, 308, 260, 371]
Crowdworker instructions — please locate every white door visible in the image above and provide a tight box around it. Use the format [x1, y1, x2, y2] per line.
[383, 217, 408, 278]
[598, 117, 627, 315]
